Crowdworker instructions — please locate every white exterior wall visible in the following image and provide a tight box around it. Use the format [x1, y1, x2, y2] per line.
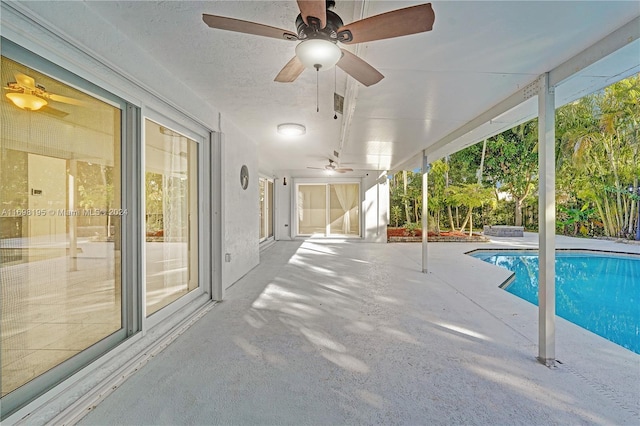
[363, 173, 389, 243]
[275, 174, 293, 240]
[221, 118, 260, 290]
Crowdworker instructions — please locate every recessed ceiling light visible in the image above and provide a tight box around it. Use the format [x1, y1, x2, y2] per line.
[277, 123, 306, 136]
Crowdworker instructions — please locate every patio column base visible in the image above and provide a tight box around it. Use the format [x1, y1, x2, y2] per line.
[537, 357, 557, 368]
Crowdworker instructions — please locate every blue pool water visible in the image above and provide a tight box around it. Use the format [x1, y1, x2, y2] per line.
[470, 250, 639, 354]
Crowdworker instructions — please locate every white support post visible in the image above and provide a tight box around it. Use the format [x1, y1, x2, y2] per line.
[538, 73, 556, 367]
[421, 151, 429, 273]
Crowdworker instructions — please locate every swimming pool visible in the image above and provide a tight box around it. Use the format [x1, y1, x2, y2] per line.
[469, 250, 640, 354]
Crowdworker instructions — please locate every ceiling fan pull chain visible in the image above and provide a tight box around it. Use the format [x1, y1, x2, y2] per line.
[315, 64, 320, 112]
[334, 67, 338, 119]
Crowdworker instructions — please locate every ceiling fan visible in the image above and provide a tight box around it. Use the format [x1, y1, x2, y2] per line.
[4, 72, 84, 111]
[202, 0, 435, 87]
[308, 158, 353, 173]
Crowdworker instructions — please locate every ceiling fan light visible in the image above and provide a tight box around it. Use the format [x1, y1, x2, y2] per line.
[6, 92, 48, 111]
[295, 39, 342, 70]
[277, 123, 306, 136]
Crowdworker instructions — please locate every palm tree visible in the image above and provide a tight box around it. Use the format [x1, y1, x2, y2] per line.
[558, 74, 640, 237]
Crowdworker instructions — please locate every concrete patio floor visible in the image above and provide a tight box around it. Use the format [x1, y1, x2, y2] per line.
[80, 234, 639, 425]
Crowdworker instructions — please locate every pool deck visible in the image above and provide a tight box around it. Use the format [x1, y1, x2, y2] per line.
[71, 233, 639, 425]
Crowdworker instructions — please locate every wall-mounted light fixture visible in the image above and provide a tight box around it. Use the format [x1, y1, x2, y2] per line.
[283, 177, 287, 186]
[277, 123, 306, 136]
[6, 92, 48, 111]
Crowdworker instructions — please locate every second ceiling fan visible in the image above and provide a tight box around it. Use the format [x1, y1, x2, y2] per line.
[202, 0, 435, 87]
[307, 158, 353, 173]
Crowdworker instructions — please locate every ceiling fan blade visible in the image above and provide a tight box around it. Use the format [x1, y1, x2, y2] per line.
[296, 0, 326, 28]
[274, 56, 305, 83]
[48, 93, 86, 106]
[15, 72, 36, 90]
[337, 49, 384, 87]
[40, 105, 69, 118]
[337, 3, 435, 44]
[202, 14, 298, 41]
[307, 167, 326, 170]
[335, 168, 353, 173]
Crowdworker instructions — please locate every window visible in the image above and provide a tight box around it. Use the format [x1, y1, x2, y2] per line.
[1, 56, 125, 402]
[144, 119, 198, 316]
[296, 183, 360, 237]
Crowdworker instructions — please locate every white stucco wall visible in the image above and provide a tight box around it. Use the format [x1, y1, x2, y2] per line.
[221, 118, 260, 290]
[275, 174, 293, 240]
[363, 173, 389, 243]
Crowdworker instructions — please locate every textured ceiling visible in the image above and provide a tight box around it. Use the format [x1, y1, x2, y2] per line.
[12, 1, 640, 176]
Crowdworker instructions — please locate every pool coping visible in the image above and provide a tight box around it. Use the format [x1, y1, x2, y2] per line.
[467, 247, 640, 257]
[406, 233, 640, 419]
[466, 247, 639, 353]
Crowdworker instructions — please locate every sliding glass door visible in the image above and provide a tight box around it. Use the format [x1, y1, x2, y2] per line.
[144, 119, 199, 316]
[329, 183, 360, 235]
[1, 38, 212, 420]
[297, 183, 360, 237]
[1, 55, 126, 408]
[259, 178, 274, 242]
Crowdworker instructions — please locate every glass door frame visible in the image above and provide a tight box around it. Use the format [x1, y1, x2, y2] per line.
[0, 39, 137, 420]
[293, 179, 362, 238]
[141, 109, 211, 331]
[259, 176, 274, 243]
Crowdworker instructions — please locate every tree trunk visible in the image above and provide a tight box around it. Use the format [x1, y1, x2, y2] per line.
[403, 170, 411, 223]
[445, 156, 455, 231]
[468, 210, 473, 236]
[477, 139, 487, 184]
[604, 135, 623, 234]
[628, 176, 638, 235]
[515, 197, 523, 227]
[603, 197, 616, 237]
[593, 198, 609, 237]
[459, 209, 471, 233]
[447, 207, 455, 231]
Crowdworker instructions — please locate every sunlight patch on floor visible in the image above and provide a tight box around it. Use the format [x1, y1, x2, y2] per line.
[321, 351, 370, 374]
[468, 363, 610, 425]
[434, 321, 492, 342]
[300, 327, 347, 353]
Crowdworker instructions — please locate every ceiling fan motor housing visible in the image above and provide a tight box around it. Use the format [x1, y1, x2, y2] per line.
[296, 9, 343, 42]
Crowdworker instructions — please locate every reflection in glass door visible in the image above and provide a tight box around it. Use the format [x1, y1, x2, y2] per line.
[0, 56, 123, 400]
[144, 119, 198, 316]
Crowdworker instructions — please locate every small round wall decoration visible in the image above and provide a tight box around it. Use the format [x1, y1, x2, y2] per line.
[240, 165, 249, 190]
